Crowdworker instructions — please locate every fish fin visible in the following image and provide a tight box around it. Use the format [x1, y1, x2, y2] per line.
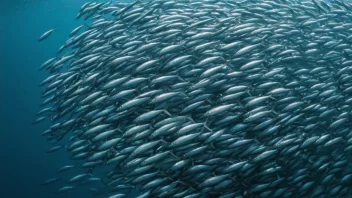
[206, 99, 213, 105]
[185, 115, 195, 123]
[344, 50, 350, 58]
[163, 109, 171, 117]
[114, 127, 122, 133]
[246, 90, 253, 97]
[169, 151, 179, 159]
[203, 119, 212, 131]
[159, 138, 168, 145]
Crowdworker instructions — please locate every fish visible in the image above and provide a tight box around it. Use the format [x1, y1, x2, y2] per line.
[57, 186, 74, 193]
[56, 165, 75, 173]
[42, 178, 60, 186]
[38, 29, 55, 42]
[36, 0, 352, 197]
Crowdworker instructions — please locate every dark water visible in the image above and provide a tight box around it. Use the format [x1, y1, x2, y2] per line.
[0, 0, 129, 197]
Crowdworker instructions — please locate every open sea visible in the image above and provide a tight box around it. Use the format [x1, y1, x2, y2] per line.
[4, 0, 352, 198]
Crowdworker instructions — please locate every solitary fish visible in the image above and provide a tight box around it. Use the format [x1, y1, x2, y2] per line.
[38, 28, 56, 42]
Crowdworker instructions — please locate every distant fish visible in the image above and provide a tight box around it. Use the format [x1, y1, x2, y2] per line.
[56, 186, 74, 193]
[38, 28, 55, 42]
[69, 25, 84, 37]
[56, 165, 75, 173]
[42, 177, 60, 186]
[46, 145, 62, 153]
[32, 116, 47, 125]
[108, 194, 126, 198]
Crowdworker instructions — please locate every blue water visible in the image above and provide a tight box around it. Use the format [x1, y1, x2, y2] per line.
[0, 0, 129, 197]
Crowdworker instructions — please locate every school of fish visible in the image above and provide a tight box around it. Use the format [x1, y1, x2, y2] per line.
[36, 0, 352, 197]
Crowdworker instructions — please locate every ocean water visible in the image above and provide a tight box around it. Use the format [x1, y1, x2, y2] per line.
[1, 1, 129, 197]
[3, 0, 352, 198]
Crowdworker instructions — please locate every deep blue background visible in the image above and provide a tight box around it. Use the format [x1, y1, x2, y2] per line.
[0, 0, 129, 197]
